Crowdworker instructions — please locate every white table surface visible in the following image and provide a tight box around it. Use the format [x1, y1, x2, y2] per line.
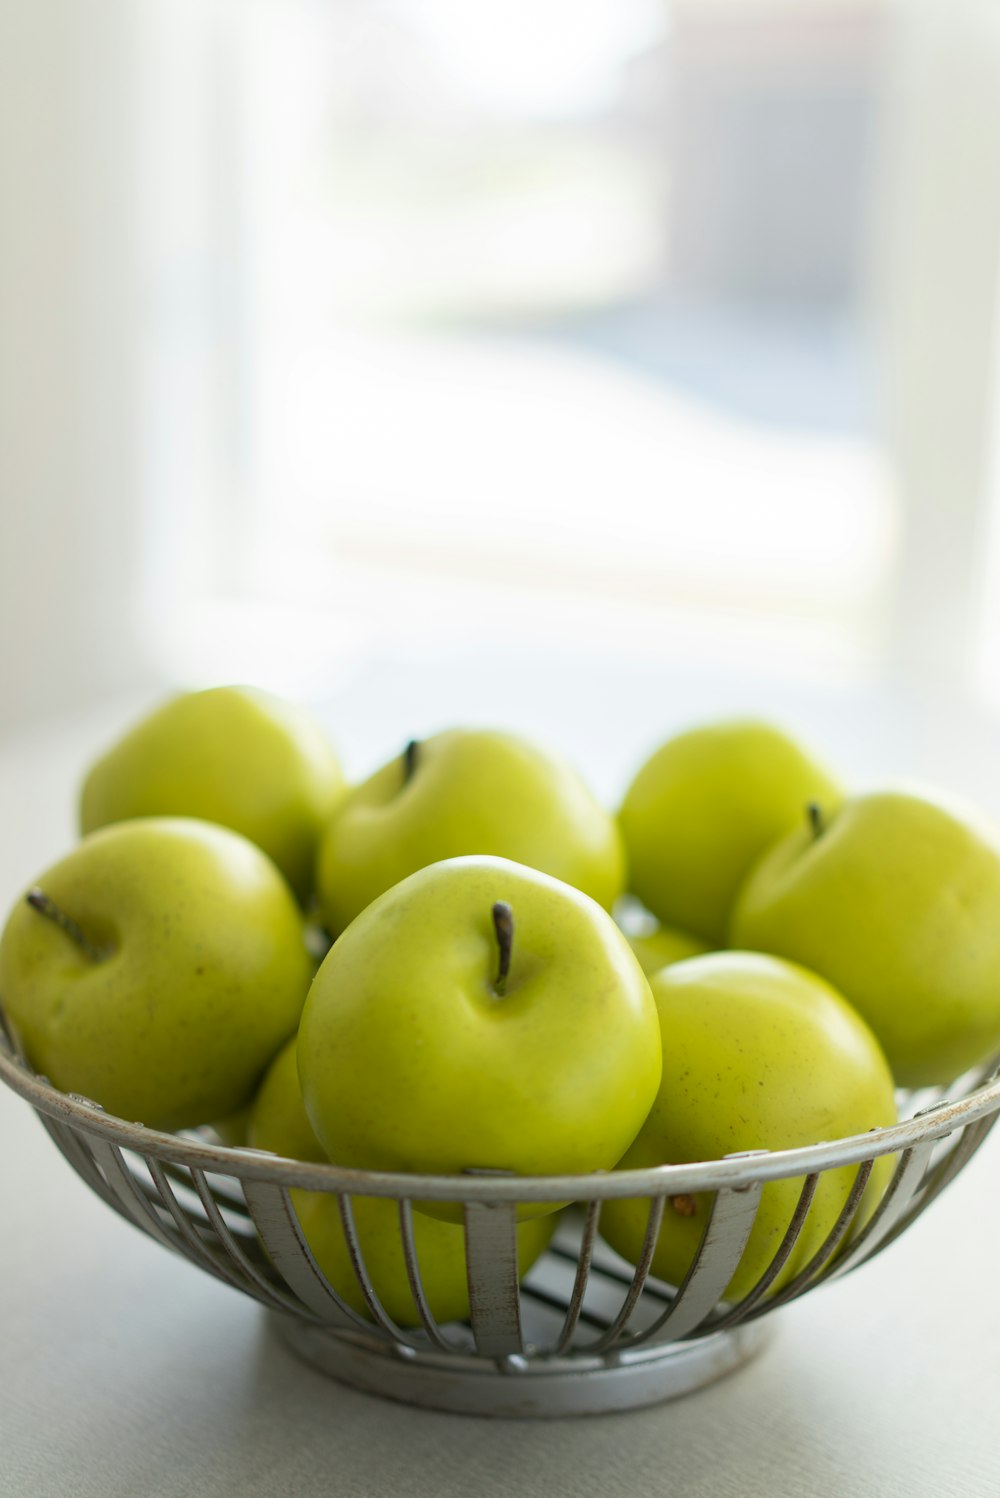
[2, 652, 999, 1497]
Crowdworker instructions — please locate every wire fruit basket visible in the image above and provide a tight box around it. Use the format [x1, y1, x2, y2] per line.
[2, 1013, 998, 1418]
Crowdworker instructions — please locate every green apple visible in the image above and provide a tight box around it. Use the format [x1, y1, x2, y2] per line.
[600, 952, 897, 1304]
[249, 1039, 555, 1326]
[315, 728, 624, 934]
[80, 685, 347, 904]
[298, 856, 661, 1218]
[625, 923, 712, 977]
[618, 719, 842, 945]
[730, 788, 1000, 1087]
[0, 818, 315, 1130]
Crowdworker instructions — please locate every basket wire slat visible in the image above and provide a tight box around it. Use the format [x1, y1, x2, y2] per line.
[875, 1108, 1000, 1263]
[96, 1139, 245, 1266]
[241, 1180, 368, 1331]
[164, 1156, 255, 1223]
[710, 1172, 821, 1331]
[144, 1157, 268, 1301]
[517, 1269, 618, 1339]
[35, 1111, 124, 1211]
[549, 1199, 603, 1355]
[336, 1192, 420, 1348]
[737, 1157, 876, 1321]
[584, 1194, 668, 1354]
[397, 1198, 465, 1353]
[463, 1198, 525, 1358]
[545, 1235, 673, 1308]
[519, 1282, 616, 1338]
[625, 1178, 766, 1347]
[823, 1138, 941, 1284]
[86, 1138, 194, 1258]
[188, 1168, 307, 1317]
[902, 1095, 1000, 1218]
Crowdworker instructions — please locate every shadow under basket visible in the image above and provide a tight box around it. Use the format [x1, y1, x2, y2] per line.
[2, 1019, 998, 1417]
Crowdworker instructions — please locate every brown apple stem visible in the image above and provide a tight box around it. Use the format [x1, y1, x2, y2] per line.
[671, 1194, 697, 1219]
[25, 887, 107, 961]
[806, 801, 825, 840]
[403, 738, 419, 784]
[492, 901, 514, 995]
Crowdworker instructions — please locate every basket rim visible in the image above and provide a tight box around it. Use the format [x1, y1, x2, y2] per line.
[3, 1025, 999, 1202]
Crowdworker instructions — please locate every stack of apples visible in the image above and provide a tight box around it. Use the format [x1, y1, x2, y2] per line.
[3, 686, 1000, 1324]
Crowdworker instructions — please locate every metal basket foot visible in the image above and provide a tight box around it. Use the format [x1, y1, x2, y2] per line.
[268, 1312, 775, 1417]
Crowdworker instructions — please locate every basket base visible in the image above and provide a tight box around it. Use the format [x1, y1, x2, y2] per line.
[269, 1314, 775, 1418]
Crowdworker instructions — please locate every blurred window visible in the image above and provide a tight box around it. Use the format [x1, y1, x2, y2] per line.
[141, 0, 900, 693]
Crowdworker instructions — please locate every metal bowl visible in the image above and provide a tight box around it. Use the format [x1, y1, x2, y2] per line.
[2, 1016, 998, 1417]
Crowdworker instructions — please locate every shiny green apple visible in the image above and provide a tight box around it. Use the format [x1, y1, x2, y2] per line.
[315, 728, 624, 934]
[619, 719, 842, 945]
[249, 1038, 555, 1326]
[0, 818, 315, 1129]
[731, 788, 1000, 1087]
[80, 685, 347, 904]
[298, 856, 661, 1218]
[600, 952, 897, 1304]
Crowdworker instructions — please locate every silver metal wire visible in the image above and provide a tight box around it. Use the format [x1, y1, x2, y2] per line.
[337, 1192, 417, 1344]
[627, 1181, 765, 1346]
[2, 1023, 998, 1416]
[397, 1198, 464, 1352]
[584, 1194, 667, 1354]
[550, 1198, 602, 1354]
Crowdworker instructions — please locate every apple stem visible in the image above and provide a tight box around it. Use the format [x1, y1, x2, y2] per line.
[403, 739, 419, 784]
[492, 901, 514, 995]
[807, 801, 824, 839]
[25, 887, 107, 962]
